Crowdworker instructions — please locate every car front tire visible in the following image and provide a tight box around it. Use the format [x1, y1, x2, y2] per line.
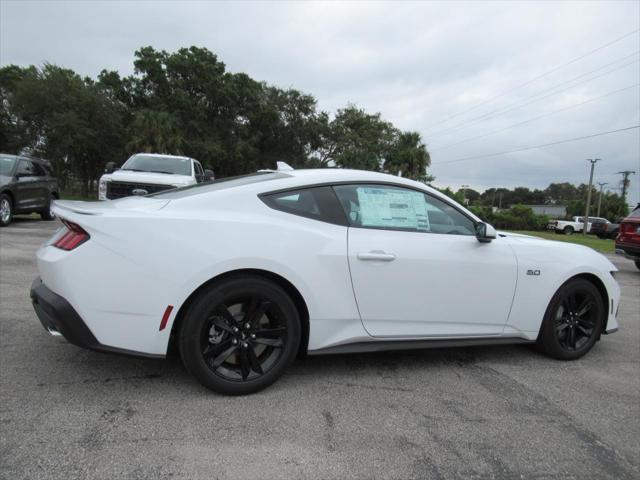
[0, 194, 13, 227]
[537, 278, 604, 360]
[563, 226, 574, 235]
[179, 275, 301, 395]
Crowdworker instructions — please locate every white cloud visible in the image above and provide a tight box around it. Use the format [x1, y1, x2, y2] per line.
[1, 0, 639, 203]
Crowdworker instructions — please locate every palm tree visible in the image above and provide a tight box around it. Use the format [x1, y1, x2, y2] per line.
[126, 110, 184, 154]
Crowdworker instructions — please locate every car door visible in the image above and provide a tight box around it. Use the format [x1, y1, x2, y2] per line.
[13, 159, 40, 211]
[334, 184, 518, 338]
[30, 161, 49, 209]
[193, 161, 205, 183]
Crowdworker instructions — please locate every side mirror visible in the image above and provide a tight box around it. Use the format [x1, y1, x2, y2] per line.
[204, 169, 215, 181]
[104, 161, 118, 174]
[476, 222, 497, 243]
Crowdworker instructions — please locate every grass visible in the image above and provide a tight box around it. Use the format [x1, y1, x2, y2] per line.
[509, 230, 615, 254]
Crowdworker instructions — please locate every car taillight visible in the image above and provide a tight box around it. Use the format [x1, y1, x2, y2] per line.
[620, 223, 635, 234]
[54, 219, 90, 250]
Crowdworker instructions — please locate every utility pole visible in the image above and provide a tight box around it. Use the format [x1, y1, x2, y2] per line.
[596, 182, 607, 217]
[583, 159, 599, 236]
[616, 170, 636, 201]
[461, 184, 469, 205]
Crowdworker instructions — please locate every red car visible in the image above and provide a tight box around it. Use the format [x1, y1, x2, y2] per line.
[615, 204, 640, 270]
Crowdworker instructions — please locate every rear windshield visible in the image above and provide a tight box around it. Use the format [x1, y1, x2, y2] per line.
[149, 172, 291, 199]
[629, 206, 640, 218]
[121, 154, 192, 176]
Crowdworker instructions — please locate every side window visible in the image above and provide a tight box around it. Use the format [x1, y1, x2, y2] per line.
[194, 161, 204, 182]
[261, 187, 347, 226]
[16, 160, 36, 177]
[32, 162, 46, 177]
[333, 184, 476, 235]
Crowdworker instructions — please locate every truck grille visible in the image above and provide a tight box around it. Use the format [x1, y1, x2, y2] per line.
[106, 181, 174, 199]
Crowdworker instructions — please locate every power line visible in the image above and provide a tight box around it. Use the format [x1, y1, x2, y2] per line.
[432, 126, 640, 165]
[428, 53, 639, 139]
[424, 28, 640, 130]
[430, 83, 640, 151]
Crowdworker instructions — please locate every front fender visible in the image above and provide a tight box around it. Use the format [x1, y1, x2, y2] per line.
[503, 236, 619, 339]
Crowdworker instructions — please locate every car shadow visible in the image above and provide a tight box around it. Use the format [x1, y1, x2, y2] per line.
[32, 341, 542, 395]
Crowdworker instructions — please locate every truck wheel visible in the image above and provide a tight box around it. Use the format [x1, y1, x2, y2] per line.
[563, 226, 574, 235]
[635, 261, 640, 271]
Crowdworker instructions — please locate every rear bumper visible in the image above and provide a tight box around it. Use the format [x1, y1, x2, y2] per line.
[30, 277, 163, 359]
[615, 243, 640, 260]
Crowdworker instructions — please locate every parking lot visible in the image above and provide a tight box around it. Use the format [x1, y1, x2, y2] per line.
[1, 218, 638, 480]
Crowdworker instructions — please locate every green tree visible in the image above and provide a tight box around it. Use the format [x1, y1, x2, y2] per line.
[384, 131, 433, 183]
[7, 64, 124, 195]
[314, 105, 396, 171]
[126, 110, 184, 154]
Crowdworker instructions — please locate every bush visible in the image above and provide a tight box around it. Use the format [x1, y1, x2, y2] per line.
[470, 205, 548, 231]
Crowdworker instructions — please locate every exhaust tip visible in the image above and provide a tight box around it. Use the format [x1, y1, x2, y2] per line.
[47, 327, 63, 337]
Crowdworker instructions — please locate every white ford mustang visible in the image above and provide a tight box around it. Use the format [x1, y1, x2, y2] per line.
[31, 167, 620, 394]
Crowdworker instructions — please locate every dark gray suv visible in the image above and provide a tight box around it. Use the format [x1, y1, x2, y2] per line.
[0, 154, 59, 227]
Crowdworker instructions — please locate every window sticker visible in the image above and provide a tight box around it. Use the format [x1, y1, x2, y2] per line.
[356, 187, 430, 231]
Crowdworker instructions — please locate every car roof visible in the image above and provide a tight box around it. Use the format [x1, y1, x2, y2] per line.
[267, 168, 439, 192]
[132, 153, 193, 161]
[1, 153, 48, 164]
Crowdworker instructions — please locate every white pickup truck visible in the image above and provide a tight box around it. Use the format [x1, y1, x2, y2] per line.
[98, 153, 213, 200]
[547, 216, 610, 235]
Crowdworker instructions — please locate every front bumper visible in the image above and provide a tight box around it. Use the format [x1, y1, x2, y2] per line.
[30, 277, 162, 359]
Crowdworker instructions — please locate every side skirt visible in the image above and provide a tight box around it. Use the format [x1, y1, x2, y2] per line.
[309, 337, 533, 356]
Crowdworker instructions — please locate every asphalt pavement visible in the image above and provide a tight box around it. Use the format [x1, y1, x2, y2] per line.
[1, 218, 638, 479]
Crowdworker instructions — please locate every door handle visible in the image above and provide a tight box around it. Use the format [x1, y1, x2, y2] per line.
[357, 251, 396, 262]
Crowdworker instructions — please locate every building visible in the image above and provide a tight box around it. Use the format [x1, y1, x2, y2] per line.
[522, 205, 567, 218]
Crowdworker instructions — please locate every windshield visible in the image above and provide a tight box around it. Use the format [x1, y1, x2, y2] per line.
[121, 154, 192, 176]
[149, 172, 290, 199]
[0, 156, 17, 176]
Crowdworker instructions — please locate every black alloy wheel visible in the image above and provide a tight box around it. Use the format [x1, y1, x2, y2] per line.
[180, 275, 300, 395]
[537, 278, 604, 360]
[553, 289, 598, 351]
[201, 297, 287, 381]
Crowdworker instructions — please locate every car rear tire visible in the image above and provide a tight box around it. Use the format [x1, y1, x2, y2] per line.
[179, 275, 301, 395]
[40, 194, 56, 221]
[537, 278, 604, 360]
[0, 194, 13, 227]
[563, 226, 574, 235]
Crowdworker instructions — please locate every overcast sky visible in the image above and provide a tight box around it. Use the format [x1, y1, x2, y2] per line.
[2, 0, 639, 204]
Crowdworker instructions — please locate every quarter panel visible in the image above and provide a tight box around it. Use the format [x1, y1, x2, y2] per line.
[40, 196, 362, 355]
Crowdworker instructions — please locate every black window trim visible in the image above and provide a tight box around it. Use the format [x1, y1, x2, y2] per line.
[259, 180, 480, 231]
[260, 185, 348, 226]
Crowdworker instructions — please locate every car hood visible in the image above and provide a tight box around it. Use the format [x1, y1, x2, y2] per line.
[107, 169, 193, 186]
[500, 231, 617, 272]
